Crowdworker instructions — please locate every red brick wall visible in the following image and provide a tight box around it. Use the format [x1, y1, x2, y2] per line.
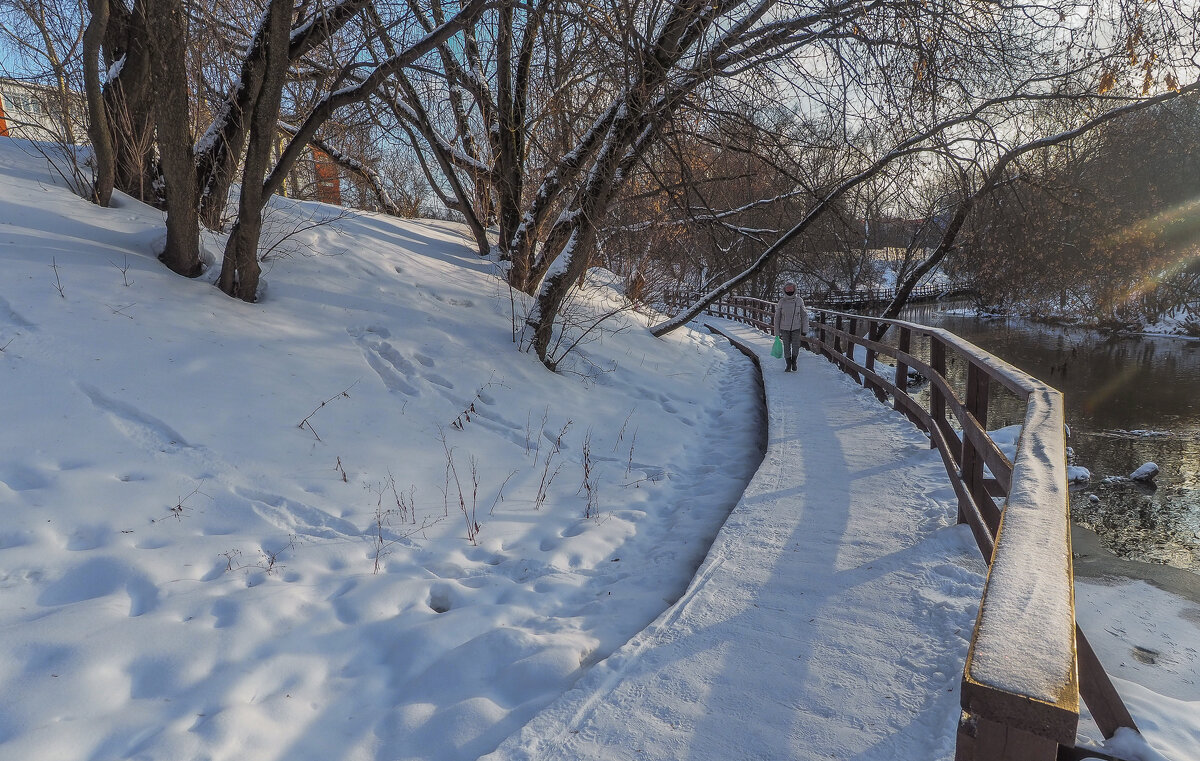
[312, 147, 341, 205]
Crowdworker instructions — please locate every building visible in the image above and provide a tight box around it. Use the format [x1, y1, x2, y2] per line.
[1, 77, 348, 208]
[0, 78, 85, 142]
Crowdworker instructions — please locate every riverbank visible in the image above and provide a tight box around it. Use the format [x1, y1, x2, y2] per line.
[1073, 525, 1200, 605]
[943, 305, 1200, 342]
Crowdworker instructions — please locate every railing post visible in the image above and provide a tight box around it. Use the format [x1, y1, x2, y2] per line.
[834, 314, 844, 354]
[962, 361, 995, 533]
[930, 336, 947, 451]
[865, 320, 876, 373]
[847, 316, 861, 384]
[864, 320, 885, 401]
[894, 326, 911, 411]
[969, 718, 1060, 761]
[818, 312, 829, 358]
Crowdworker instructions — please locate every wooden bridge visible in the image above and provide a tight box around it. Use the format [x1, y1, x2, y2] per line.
[804, 282, 973, 308]
[686, 294, 1139, 761]
[662, 282, 974, 312]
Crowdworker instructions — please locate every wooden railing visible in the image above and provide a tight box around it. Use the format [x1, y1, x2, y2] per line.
[672, 294, 1137, 761]
[661, 282, 970, 313]
[805, 281, 964, 306]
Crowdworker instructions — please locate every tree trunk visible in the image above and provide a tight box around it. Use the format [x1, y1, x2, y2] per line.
[197, 23, 268, 230]
[145, 0, 201, 277]
[102, 0, 156, 204]
[83, 0, 114, 207]
[218, 0, 292, 301]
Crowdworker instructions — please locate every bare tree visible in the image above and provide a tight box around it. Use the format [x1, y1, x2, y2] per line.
[145, 0, 201, 276]
[82, 0, 113, 206]
[216, 0, 292, 298]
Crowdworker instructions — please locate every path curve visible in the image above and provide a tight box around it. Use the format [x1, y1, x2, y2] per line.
[484, 320, 990, 761]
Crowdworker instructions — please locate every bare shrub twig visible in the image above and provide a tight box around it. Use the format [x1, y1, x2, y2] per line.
[535, 420, 571, 510]
[49, 258, 66, 298]
[298, 380, 360, 441]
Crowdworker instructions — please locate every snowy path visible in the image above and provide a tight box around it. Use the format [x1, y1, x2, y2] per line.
[486, 321, 990, 761]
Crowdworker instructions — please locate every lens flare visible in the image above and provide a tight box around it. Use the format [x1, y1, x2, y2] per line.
[1082, 362, 1141, 415]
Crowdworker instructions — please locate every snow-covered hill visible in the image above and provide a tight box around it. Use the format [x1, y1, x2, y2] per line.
[0, 137, 762, 761]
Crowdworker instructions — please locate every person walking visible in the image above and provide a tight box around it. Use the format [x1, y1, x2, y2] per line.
[773, 282, 808, 372]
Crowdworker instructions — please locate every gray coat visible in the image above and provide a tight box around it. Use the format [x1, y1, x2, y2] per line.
[773, 293, 808, 335]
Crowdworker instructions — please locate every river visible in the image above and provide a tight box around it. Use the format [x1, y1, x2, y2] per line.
[897, 301, 1200, 573]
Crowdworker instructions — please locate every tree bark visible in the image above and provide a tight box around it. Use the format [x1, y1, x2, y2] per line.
[218, 0, 293, 301]
[102, 0, 155, 203]
[145, 0, 201, 277]
[83, 0, 114, 206]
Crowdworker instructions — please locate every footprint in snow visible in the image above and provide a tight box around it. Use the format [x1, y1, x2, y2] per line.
[37, 557, 159, 617]
[0, 531, 32, 550]
[0, 464, 50, 491]
[352, 336, 420, 396]
[66, 524, 110, 551]
[211, 598, 240, 628]
[428, 584, 454, 613]
[77, 383, 193, 454]
[0, 294, 35, 328]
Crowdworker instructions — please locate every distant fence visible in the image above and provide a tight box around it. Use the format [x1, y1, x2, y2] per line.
[662, 282, 973, 312]
[666, 293, 1138, 761]
[806, 282, 972, 307]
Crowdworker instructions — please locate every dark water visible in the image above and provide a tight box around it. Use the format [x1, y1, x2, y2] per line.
[897, 302, 1200, 572]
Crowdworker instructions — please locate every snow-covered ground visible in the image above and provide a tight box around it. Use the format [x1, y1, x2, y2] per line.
[1, 137, 1197, 760]
[0, 138, 762, 760]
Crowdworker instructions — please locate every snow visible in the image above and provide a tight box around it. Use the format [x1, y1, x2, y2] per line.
[1, 135, 1198, 761]
[1130, 463, 1160, 482]
[1069, 465, 1093, 484]
[1075, 579, 1200, 761]
[0, 137, 760, 761]
[104, 54, 125, 85]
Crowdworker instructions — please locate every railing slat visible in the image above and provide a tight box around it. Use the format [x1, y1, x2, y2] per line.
[1075, 626, 1138, 738]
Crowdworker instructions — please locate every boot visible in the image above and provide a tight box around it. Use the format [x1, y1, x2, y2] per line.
[788, 356, 797, 372]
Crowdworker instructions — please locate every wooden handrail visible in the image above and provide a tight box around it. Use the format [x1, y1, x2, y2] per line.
[665, 293, 1139, 761]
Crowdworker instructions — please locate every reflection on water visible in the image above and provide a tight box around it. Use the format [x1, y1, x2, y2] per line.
[895, 302, 1200, 572]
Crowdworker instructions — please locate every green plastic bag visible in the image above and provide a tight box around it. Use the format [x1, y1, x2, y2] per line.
[770, 336, 783, 358]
